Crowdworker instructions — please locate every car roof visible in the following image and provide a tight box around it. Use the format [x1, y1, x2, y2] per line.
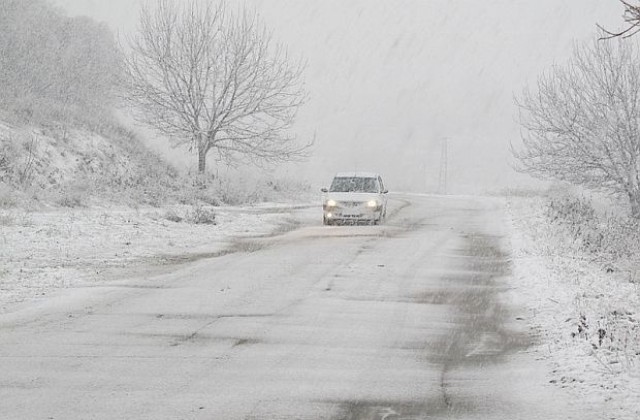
[333, 172, 380, 178]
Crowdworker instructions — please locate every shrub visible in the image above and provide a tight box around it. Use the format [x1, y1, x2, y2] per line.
[164, 209, 183, 223]
[55, 192, 84, 208]
[185, 204, 216, 225]
[545, 194, 640, 264]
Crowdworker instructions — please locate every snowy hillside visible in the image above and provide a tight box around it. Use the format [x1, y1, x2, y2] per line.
[0, 119, 179, 207]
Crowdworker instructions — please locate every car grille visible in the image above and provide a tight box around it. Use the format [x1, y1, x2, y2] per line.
[340, 201, 362, 207]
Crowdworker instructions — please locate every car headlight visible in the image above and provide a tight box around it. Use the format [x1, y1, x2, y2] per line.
[326, 199, 337, 207]
[367, 200, 379, 208]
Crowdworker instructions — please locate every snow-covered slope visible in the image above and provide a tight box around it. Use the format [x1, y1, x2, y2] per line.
[0, 119, 178, 207]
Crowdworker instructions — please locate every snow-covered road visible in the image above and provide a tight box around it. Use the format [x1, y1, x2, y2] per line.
[0, 194, 602, 419]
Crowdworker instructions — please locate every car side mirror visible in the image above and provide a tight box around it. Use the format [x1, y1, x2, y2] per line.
[321, 188, 328, 193]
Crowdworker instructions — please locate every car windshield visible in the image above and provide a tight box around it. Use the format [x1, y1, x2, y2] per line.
[329, 177, 379, 193]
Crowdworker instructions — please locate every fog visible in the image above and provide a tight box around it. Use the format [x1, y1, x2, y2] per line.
[54, 0, 624, 193]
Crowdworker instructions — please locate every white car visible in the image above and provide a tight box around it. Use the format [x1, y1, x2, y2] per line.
[321, 172, 388, 225]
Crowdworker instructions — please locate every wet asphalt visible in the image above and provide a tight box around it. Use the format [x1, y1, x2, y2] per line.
[0, 194, 590, 419]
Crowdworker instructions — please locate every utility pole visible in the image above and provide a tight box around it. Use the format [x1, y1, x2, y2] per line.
[438, 137, 448, 195]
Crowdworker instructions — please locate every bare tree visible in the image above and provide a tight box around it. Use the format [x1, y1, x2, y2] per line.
[513, 38, 640, 217]
[123, 0, 309, 174]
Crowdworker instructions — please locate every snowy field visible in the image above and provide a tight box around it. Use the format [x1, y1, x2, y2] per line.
[0, 202, 317, 313]
[507, 196, 640, 419]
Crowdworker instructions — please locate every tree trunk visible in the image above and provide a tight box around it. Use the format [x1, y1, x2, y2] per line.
[198, 148, 206, 173]
[629, 191, 640, 219]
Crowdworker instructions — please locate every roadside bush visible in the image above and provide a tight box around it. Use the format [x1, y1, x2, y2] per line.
[185, 204, 217, 225]
[164, 209, 183, 223]
[545, 195, 640, 261]
[212, 172, 311, 205]
[163, 206, 217, 225]
[216, 177, 257, 205]
[546, 195, 597, 226]
[55, 192, 84, 208]
[545, 196, 602, 254]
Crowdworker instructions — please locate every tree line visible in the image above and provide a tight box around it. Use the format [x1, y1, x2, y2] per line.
[0, 0, 121, 123]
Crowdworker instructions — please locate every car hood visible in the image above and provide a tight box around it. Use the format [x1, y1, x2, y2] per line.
[325, 192, 382, 202]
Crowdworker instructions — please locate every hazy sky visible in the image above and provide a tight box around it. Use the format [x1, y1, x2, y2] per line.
[53, 0, 625, 193]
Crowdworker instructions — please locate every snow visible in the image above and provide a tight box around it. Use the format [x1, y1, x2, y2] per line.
[0, 203, 316, 313]
[506, 195, 640, 419]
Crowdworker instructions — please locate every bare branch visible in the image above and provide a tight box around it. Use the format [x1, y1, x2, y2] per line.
[599, 1, 640, 40]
